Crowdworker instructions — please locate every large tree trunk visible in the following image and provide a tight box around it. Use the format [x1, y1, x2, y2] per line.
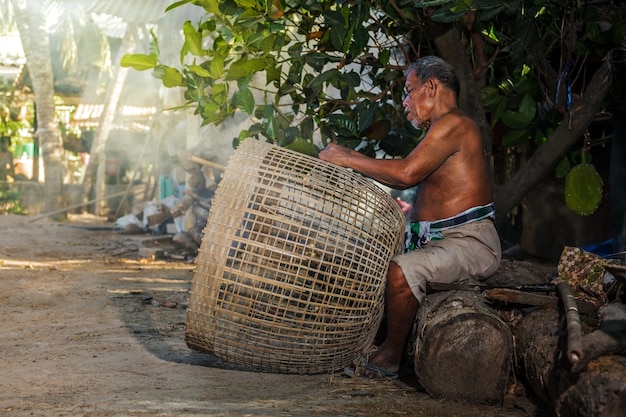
[82, 24, 136, 216]
[429, 24, 493, 155]
[12, 0, 65, 218]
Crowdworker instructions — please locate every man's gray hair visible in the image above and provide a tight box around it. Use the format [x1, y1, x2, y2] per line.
[407, 56, 460, 98]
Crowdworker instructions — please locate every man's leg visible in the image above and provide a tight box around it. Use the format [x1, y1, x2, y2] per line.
[359, 261, 419, 378]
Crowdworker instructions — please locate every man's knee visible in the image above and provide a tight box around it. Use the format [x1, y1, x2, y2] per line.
[387, 262, 412, 293]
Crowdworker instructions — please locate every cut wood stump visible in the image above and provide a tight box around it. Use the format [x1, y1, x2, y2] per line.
[413, 290, 513, 405]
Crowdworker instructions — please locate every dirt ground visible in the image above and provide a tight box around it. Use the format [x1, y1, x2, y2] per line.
[0, 213, 549, 417]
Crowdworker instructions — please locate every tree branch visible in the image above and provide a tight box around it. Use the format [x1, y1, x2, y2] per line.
[494, 51, 616, 217]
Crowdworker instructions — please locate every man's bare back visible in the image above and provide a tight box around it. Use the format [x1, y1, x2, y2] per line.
[409, 109, 492, 221]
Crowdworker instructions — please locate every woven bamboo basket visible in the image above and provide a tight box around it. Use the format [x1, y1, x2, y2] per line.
[185, 139, 405, 374]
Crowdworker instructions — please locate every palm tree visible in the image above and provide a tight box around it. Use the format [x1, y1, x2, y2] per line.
[5, 0, 127, 217]
[10, 0, 65, 217]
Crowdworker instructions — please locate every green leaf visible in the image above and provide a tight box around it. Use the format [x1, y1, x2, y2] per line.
[352, 27, 369, 54]
[152, 66, 184, 87]
[379, 49, 390, 66]
[565, 164, 603, 216]
[343, 71, 361, 87]
[414, 0, 455, 7]
[202, 101, 221, 123]
[120, 54, 157, 71]
[323, 10, 346, 27]
[304, 52, 330, 72]
[183, 21, 204, 56]
[265, 112, 277, 140]
[225, 58, 267, 80]
[188, 64, 212, 78]
[266, 65, 281, 84]
[492, 98, 507, 124]
[518, 94, 536, 122]
[165, 0, 193, 12]
[211, 83, 228, 105]
[300, 117, 314, 141]
[234, 0, 259, 9]
[307, 69, 339, 92]
[209, 55, 225, 78]
[284, 138, 319, 157]
[501, 128, 529, 147]
[236, 8, 264, 24]
[356, 101, 377, 133]
[199, 0, 221, 14]
[481, 85, 501, 107]
[431, 4, 465, 23]
[501, 110, 530, 129]
[236, 87, 256, 115]
[449, 0, 471, 13]
[148, 29, 160, 57]
[328, 114, 357, 135]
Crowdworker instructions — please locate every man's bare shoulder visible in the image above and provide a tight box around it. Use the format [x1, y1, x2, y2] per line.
[438, 109, 479, 130]
[421, 110, 480, 153]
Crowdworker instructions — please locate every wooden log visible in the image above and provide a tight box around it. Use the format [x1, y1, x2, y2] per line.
[515, 303, 626, 417]
[573, 302, 626, 373]
[514, 306, 564, 405]
[484, 288, 558, 307]
[189, 155, 226, 171]
[413, 290, 512, 405]
[558, 356, 626, 417]
[484, 259, 555, 287]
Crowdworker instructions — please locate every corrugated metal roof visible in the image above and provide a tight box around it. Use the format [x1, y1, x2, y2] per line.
[72, 103, 157, 132]
[73, 103, 157, 120]
[0, 34, 26, 66]
[87, 0, 171, 23]
[0, 65, 22, 85]
[86, 0, 199, 24]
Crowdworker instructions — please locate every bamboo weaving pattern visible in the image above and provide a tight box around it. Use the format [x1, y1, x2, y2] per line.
[185, 139, 405, 374]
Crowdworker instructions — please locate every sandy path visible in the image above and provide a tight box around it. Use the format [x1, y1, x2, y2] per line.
[0, 214, 543, 416]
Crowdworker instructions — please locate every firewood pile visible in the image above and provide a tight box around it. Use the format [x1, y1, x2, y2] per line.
[167, 149, 222, 255]
[112, 146, 224, 259]
[509, 247, 626, 417]
[402, 245, 626, 413]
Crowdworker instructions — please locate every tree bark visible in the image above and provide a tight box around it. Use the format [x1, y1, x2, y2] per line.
[494, 53, 615, 217]
[12, 0, 66, 218]
[429, 24, 493, 154]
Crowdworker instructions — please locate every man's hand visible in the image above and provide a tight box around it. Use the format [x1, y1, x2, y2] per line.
[395, 197, 413, 215]
[319, 143, 357, 167]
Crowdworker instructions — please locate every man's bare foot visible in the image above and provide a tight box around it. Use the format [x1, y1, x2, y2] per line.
[347, 344, 402, 380]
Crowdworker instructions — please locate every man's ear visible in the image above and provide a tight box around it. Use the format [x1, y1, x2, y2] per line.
[427, 79, 436, 95]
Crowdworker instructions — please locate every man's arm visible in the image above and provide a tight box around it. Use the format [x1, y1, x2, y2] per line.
[319, 113, 464, 189]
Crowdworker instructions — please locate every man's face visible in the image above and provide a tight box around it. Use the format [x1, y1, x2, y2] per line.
[402, 71, 430, 130]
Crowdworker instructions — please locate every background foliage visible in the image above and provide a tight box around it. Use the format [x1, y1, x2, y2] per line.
[104, 0, 626, 216]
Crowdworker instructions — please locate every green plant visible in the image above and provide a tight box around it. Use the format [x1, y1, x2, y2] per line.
[120, 0, 425, 158]
[0, 187, 25, 214]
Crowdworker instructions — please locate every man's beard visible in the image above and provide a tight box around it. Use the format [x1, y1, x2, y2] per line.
[411, 119, 430, 130]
